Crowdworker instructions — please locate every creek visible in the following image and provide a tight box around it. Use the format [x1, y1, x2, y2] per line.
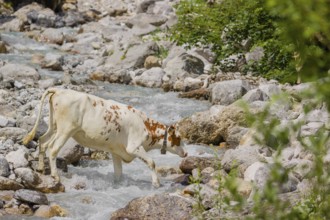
[1, 31, 213, 220]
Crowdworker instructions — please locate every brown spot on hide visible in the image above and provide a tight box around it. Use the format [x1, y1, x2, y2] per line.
[127, 105, 133, 110]
[101, 101, 104, 106]
[93, 101, 96, 107]
[111, 105, 120, 110]
[144, 119, 166, 146]
[168, 132, 181, 147]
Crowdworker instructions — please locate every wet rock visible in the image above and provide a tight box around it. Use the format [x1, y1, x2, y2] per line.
[34, 174, 65, 193]
[5, 148, 29, 168]
[58, 138, 84, 165]
[134, 67, 165, 88]
[14, 189, 48, 205]
[111, 193, 193, 220]
[211, 80, 251, 105]
[180, 156, 219, 174]
[34, 204, 68, 218]
[0, 176, 24, 190]
[0, 156, 10, 177]
[0, 63, 39, 85]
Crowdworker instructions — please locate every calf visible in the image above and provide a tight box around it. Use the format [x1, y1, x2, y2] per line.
[23, 88, 187, 187]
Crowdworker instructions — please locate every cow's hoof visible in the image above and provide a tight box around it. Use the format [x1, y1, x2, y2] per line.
[152, 181, 161, 188]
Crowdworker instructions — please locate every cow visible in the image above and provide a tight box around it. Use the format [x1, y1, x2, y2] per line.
[22, 88, 187, 187]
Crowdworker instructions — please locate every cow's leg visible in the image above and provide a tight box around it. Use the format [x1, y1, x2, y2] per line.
[127, 145, 160, 187]
[48, 132, 71, 182]
[38, 131, 55, 173]
[38, 100, 56, 173]
[112, 153, 122, 183]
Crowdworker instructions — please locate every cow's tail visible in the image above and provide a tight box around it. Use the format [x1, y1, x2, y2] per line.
[22, 88, 57, 145]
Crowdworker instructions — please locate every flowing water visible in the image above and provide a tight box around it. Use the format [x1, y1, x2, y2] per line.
[1, 32, 214, 220]
[46, 83, 213, 220]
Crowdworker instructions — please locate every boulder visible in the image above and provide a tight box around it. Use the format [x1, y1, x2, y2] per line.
[105, 41, 159, 70]
[0, 176, 24, 190]
[39, 28, 65, 45]
[133, 67, 165, 88]
[111, 193, 193, 220]
[183, 77, 204, 92]
[180, 156, 219, 174]
[0, 63, 39, 85]
[211, 80, 251, 105]
[34, 174, 65, 193]
[178, 103, 248, 147]
[58, 138, 85, 165]
[163, 53, 204, 88]
[259, 83, 281, 100]
[14, 189, 48, 205]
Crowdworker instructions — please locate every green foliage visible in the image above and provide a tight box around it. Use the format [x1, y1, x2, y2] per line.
[171, 0, 330, 83]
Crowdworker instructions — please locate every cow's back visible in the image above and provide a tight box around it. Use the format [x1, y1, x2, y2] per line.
[50, 89, 148, 158]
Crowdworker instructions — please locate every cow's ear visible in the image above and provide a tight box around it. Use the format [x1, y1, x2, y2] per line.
[168, 125, 175, 134]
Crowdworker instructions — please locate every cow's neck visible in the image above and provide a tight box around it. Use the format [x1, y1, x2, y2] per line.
[144, 119, 168, 151]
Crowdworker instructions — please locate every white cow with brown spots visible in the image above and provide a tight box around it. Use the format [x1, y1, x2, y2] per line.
[22, 88, 187, 187]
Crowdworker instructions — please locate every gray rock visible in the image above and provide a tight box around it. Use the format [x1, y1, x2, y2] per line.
[15, 167, 41, 187]
[0, 115, 16, 127]
[134, 67, 165, 88]
[40, 53, 64, 71]
[183, 77, 203, 92]
[221, 145, 262, 176]
[40, 28, 65, 45]
[242, 88, 264, 103]
[0, 176, 24, 190]
[163, 53, 204, 87]
[111, 193, 193, 220]
[126, 13, 168, 28]
[14, 189, 48, 205]
[58, 138, 84, 165]
[0, 18, 24, 32]
[5, 148, 29, 168]
[211, 80, 251, 105]
[104, 41, 159, 72]
[259, 83, 281, 100]
[0, 156, 10, 177]
[0, 127, 27, 142]
[38, 78, 57, 89]
[245, 47, 264, 63]
[0, 63, 39, 85]
[16, 116, 48, 140]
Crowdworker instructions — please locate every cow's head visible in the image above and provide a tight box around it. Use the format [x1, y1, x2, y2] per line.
[163, 124, 187, 158]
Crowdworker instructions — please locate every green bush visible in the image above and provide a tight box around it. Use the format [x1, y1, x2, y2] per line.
[171, 0, 330, 83]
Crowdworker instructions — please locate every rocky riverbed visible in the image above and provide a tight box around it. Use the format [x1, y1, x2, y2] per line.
[0, 0, 329, 219]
